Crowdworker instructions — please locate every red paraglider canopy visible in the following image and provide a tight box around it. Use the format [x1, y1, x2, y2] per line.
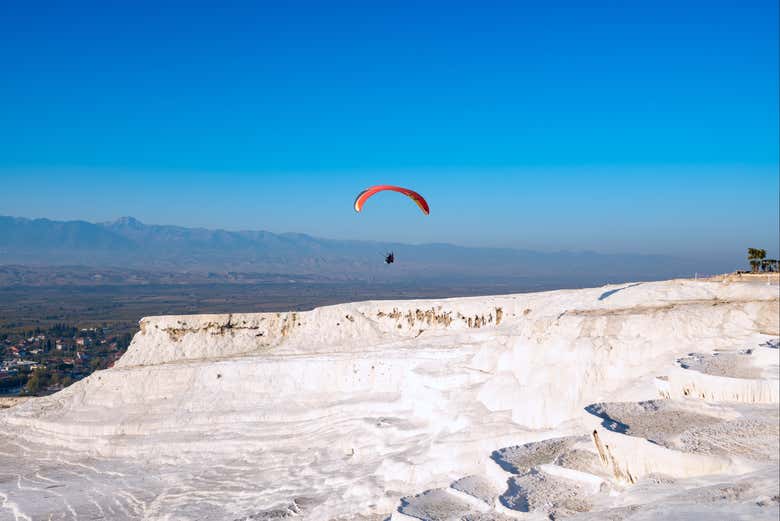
[353, 185, 430, 215]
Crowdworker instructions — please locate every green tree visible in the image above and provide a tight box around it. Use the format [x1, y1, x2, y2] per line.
[117, 333, 133, 350]
[748, 248, 767, 273]
[25, 367, 55, 395]
[25, 370, 44, 395]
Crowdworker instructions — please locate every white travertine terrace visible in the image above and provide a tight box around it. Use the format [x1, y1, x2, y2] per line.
[0, 279, 778, 520]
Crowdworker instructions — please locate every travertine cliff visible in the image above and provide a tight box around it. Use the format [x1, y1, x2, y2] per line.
[0, 279, 777, 520]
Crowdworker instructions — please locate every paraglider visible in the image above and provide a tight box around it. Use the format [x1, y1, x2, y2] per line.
[354, 185, 429, 265]
[353, 185, 430, 215]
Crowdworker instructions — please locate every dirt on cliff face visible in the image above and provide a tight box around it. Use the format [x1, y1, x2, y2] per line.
[0, 396, 31, 409]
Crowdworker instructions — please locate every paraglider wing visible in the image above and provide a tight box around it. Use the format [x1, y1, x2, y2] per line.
[354, 185, 430, 215]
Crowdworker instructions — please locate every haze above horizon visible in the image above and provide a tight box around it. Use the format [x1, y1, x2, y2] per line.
[1, 1, 778, 261]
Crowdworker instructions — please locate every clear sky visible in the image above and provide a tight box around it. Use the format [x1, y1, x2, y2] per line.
[1, 1, 777, 261]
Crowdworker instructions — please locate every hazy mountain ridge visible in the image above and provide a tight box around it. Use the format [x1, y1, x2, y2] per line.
[0, 215, 710, 281]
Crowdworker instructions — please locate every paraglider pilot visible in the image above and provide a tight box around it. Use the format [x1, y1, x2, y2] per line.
[353, 185, 428, 267]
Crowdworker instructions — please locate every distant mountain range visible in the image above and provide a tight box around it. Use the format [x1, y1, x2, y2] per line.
[0, 215, 716, 284]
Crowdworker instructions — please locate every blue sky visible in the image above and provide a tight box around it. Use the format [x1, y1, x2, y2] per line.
[1, 1, 777, 261]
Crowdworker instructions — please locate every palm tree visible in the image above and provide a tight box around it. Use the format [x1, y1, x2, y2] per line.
[748, 248, 767, 273]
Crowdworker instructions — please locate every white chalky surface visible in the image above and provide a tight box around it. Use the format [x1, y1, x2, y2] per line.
[0, 279, 777, 520]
